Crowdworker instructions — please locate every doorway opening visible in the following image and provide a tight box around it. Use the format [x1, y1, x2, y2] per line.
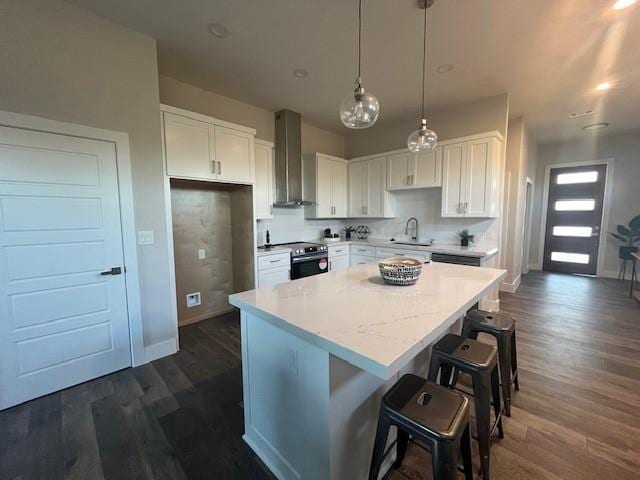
[542, 164, 607, 275]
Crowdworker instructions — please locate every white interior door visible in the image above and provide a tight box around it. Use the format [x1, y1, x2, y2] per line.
[0, 126, 131, 410]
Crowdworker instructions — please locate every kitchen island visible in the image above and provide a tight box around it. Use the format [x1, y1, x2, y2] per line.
[229, 261, 506, 480]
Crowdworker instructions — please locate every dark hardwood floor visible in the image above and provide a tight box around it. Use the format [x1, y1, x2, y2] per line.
[1, 271, 639, 479]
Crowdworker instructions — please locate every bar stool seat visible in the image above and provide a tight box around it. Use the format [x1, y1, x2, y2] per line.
[464, 309, 520, 416]
[428, 334, 504, 480]
[369, 374, 473, 480]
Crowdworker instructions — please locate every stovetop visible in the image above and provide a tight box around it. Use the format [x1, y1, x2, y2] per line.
[260, 241, 327, 258]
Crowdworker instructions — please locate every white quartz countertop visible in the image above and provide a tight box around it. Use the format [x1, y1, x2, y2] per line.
[323, 239, 498, 258]
[255, 246, 292, 257]
[229, 262, 506, 379]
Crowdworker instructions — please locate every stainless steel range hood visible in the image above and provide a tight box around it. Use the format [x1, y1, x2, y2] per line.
[273, 109, 314, 207]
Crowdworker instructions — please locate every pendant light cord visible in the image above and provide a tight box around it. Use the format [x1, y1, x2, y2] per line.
[358, 0, 363, 83]
[421, 4, 427, 120]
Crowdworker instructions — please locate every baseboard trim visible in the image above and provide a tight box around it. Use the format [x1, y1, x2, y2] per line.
[144, 338, 178, 363]
[500, 275, 521, 293]
[598, 269, 619, 279]
[178, 307, 236, 327]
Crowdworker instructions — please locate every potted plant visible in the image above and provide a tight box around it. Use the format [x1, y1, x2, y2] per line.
[609, 214, 640, 279]
[343, 226, 355, 241]
[456, 229, 474, 247]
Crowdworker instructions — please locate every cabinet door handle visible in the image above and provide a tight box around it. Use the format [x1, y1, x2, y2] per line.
[464, 202, 468, 213]
[210, 160, 216, 174]
[217, 161, 222, 175]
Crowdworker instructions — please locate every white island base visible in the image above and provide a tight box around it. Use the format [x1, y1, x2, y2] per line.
[231, 262, 506, 480]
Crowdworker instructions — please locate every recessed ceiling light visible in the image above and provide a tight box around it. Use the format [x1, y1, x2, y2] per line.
[595, 81, 612, 91]
[583, 123, 609, 131]
[208, 22, 229, 38]
[436, 64, 453, 74]
[613, 0, 636, 10]
[569, 110, 594, 119]
[293, 68, 308, 79]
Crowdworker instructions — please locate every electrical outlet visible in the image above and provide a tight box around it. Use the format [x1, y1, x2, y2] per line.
[186, 292, 201, 308]
[137, 230, 154, 245]
[198, 249, 206, 260]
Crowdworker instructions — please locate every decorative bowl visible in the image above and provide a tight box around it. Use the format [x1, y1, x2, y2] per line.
[378, 257, 423, 286]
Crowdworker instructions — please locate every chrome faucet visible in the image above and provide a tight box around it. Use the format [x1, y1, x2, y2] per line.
[404, 217, 419, 241]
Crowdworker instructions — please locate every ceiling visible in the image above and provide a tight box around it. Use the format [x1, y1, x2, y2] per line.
[67, 0, 640, 142]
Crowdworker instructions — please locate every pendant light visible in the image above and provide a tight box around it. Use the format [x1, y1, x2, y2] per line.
[339, 0, 380, 129]
[407, 0, 437, 152]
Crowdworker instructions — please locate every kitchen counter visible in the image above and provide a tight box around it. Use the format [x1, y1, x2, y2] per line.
[229, 262, 506, 479]
[323, 239, 498, 258]
[255, 245, 292, 257]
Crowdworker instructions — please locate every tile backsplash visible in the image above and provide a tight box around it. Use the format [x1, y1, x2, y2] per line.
[257, 189, 499, 247]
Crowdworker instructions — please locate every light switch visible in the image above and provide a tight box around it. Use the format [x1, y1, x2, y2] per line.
[198, 249, 206, 260]
[137, 230, 154, 245]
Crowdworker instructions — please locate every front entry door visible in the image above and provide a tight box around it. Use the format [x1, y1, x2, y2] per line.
[0, 125, 131, 410]
[543, 164, 607, 275]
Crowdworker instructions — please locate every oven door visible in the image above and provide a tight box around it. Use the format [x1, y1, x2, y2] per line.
[291, 254, 329, 279]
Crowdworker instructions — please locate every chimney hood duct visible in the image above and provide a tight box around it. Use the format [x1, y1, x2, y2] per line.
[273, 109, 314, 207]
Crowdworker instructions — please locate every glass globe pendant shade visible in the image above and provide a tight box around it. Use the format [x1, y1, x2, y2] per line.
[339, 84, 380, 129]
[407, 119, 438, 152]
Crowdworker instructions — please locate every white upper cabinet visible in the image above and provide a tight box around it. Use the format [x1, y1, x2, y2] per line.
[387, 149, 442, 190]
[254, 140, 274, 220]
[348, 156, 393, 218]
[303, 153, 348, 218]
[441, 133, 502, 218]
[161, 105, 256, 185]
[387, 152, 412, 190]
[213, 125, 254, 183]
[164, 112, 215, 180]
[414, 148, 442, 188]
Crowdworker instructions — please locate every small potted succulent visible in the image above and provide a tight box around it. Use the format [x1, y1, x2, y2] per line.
[343, 225, 355, 240]
[456, 229, 474, 247]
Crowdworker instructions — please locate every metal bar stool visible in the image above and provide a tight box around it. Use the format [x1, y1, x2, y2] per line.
[428, 334, 504, 480]
[369, 374, 473, 480]
[463, 309, 520, 416]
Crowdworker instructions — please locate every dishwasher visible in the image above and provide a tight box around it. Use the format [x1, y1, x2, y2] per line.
[430, 253, 481, 267]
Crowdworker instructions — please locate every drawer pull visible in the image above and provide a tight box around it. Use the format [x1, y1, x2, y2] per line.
[270, 259, 281, 263]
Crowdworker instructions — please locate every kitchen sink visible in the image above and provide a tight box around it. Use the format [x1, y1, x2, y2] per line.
[392, 241, 433, 247]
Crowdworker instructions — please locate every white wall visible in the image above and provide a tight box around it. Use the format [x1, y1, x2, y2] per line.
[345, 94, 510, 158]
[159, 76, 346, 157]
[366, 189, 497, 245]
[529, 130, 640, 276]
[501, 117, 536, 290]
[0, 0, 175, 352]
[256, 210, 346, 245]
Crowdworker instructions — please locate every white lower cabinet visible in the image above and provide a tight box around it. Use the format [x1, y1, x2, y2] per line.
[257, 267, 290, 287]
[257, 252, 291, 287]
[329, 255, 350, 272]
[376, 247, 430, 263]
[350, 254, 375, 266]
[328, 245, 350, 272]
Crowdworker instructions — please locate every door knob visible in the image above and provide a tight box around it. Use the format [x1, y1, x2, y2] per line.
[100, 267, 122, 276]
